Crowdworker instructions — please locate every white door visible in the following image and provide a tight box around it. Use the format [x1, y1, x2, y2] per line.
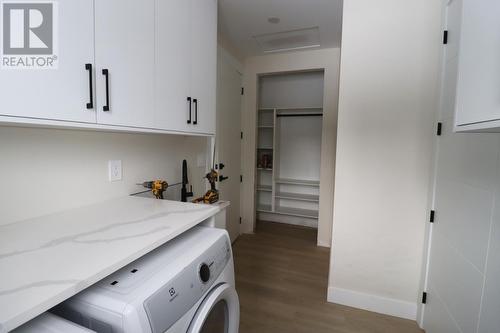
[155, 0, 191, 132]
[189, 0, 217, 134]
[216, 50, 242, 243]
[94, 0, 155, 128]
[0, 0, 95, 123]
[188, 283, 240, 333]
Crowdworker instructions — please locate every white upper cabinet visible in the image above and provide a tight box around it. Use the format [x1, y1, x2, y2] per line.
[155, 0, 217, 135]
[453, 0, 500, 131]
[189, 0, 217, 134]
[0, 0, 95, 123]
[0, 0, 217, 136]
[155, 0, 192, 132]
[94, 0, 155, 128]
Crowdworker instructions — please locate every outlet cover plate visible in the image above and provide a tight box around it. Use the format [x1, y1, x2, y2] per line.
[108, 160, 122, 182]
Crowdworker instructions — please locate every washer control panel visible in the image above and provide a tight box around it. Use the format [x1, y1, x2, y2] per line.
[143, 235, 231, 333]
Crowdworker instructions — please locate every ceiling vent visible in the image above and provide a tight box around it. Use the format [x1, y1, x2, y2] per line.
[253, 27, 321, 53]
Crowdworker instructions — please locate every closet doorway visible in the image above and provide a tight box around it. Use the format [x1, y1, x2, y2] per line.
[255, 71, 324, 230]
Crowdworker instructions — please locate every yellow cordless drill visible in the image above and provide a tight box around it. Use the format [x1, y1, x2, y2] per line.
[193, 169, 219, 204]
[138, 180, 168, 199]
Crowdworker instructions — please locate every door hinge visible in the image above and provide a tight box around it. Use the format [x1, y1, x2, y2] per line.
[437, 122, 442, 136]
[443, 30, 448, 45]
[240, 175, 243, 183]
[239, 217, 242, 224]
[241, 87, 244, 95]
[241, 131, 243, 139]
[430, 210, 435, 223]
[422, 292, 428, 304]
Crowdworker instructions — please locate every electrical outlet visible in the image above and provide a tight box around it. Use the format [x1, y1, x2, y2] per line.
[108, 160, 122, 182]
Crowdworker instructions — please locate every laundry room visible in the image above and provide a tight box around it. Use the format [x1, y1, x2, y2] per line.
[1, 0, 500, 333]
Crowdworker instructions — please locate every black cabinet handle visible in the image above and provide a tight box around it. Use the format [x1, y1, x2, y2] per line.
[193, 98, 198, 125]
[187, 97, 192, 124]
[102, 69, 110, 111]
[85, 64, 93, 109]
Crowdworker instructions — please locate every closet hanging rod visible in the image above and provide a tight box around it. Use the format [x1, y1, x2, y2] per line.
[276, 113, 323, 117]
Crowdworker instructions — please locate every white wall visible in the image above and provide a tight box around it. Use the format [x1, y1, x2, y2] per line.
[0, 126, 209, 225]
[277, 116, 323, 182]
[259, 71, 324, 109]
[240, 48, 340, 247]
[328, 0, 442, 320]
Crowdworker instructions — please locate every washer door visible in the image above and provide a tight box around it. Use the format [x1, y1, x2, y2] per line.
[187, 283, 240, 333]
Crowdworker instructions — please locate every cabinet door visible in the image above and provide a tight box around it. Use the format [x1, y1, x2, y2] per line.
[155, 0, 192, 132]
[94, 0, 155, 128]
[0, 0, 95, 123]
[189, 0, 217, 134]
[455, 0, 500, 126]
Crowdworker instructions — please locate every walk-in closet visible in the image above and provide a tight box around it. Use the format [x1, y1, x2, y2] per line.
[256, 71, 324, 228]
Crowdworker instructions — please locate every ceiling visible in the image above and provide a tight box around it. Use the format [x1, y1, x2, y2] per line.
[218, 0, 343, 58]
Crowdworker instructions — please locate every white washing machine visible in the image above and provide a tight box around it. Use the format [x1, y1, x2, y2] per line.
[52, 226, 239, 333]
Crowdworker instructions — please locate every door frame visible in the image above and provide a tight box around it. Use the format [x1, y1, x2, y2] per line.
[239, 48, 341, 248]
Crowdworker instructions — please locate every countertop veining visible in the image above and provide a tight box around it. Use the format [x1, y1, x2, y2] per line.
[0, 196, 220, 332]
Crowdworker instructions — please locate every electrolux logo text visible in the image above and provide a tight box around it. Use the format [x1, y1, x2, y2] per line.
[1, 1, 58, 69]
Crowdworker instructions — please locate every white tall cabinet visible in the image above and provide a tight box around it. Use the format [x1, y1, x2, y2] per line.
[0, 0, 217, 135]
[421, 0, 500, 332]
[0, 0, 95, 123]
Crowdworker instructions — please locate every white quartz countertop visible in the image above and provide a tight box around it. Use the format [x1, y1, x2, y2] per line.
[0, 197, 220, 332]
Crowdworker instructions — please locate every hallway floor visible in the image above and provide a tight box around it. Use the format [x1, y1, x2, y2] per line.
[233, 221, 424, 333]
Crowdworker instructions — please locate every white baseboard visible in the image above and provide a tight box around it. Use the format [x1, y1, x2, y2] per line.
[328, 286, 417, 320]
[317, 239, 331, 248]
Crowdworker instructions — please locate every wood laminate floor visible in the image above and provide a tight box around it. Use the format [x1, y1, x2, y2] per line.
[233, 221, 424, 333]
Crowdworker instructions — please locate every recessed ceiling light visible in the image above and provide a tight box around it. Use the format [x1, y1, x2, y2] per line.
[267, 17, 280, 24]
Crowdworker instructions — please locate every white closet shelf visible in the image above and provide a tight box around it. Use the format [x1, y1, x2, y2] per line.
[257, 185, 272, 192]
[257, 168, 273, 171]
[276, 207, 318, 219]
[257, 205, 318, 219]
[261, 106, 322, 111]
[274, 206, 319, 219]
[257, 147, 273, 150]
[279, 106, 322, 110]
[257, 204, 273, 213]
[258, 125, 274, 129]
[275, 192, 319, 202]
[275, 178, 320, 187]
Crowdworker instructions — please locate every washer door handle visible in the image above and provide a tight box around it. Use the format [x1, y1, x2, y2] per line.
[187, 283, 240, 333]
